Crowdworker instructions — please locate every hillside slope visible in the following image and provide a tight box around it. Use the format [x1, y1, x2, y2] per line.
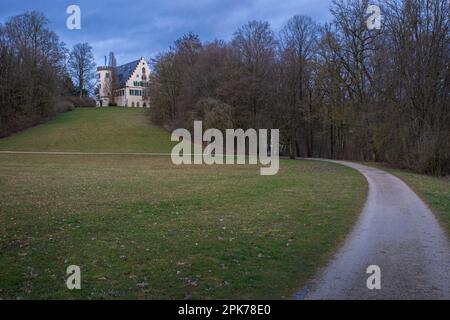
[0, 108, 175, 152]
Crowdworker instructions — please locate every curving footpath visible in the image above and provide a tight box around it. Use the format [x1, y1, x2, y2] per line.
[296, 160, 450, 300]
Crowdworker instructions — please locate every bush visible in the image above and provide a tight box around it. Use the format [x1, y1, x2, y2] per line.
[54, 99, 75, 113]
[65, 96, 96, 108]
[0, 97, 76, 138]
[193, 98, 234, 131]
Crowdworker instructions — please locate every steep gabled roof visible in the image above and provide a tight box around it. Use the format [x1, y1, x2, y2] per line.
[116, 59, 140, 87]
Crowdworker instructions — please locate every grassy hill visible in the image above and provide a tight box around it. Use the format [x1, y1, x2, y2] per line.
[0, 108, 175, 152]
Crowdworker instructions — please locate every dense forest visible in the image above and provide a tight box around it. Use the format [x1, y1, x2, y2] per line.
[149, 0, 449, 176]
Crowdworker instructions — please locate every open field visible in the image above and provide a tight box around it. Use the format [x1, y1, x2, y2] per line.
[0, 108, 368, 299]
[0, 155, 366, 299]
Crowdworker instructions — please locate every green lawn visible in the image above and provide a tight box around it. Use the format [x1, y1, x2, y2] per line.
[368, 164, 450, 236]
[0, 108, 175, 153]
[0, 108, 368, 299]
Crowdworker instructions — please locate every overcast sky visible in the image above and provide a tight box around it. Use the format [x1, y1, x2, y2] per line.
[0, 0, 333, 66]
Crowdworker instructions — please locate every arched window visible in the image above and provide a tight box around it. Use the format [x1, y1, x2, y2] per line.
[143, 103, 147, 108]
[131, 102, 135, 107]
[137, 102, 140, 107]
[142, 67, 146, 75]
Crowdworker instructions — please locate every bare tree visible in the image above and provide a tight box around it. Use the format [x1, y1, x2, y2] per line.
[279, 15, 319, 158]
[102, 52, 119, 106]
[232, 21, 277, 128]
[68, 43, 96, 97]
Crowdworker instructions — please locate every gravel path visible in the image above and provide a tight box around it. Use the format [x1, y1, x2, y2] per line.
[297, 160, 450, 300]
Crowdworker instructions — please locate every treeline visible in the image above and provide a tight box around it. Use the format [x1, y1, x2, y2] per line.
[149, 0, 449, 176]
[0, 12, 96, 138]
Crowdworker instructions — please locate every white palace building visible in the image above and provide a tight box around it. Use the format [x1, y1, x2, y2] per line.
[96, 57, 151, 108]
